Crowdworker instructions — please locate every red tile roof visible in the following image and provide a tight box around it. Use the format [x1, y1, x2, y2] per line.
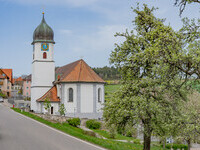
[55, 59, 105, 83]
[1, 69, 13, 84]
[24, 74, 31, 81]
[15, 77, 23, 82]
[37, 86, 60, 102]
[0, 75, 5, 79]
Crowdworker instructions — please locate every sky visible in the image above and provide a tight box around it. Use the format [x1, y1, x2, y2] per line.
[0, 0, 199, 77]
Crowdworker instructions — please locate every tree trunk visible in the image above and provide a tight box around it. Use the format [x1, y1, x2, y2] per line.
[162, 138, 166, 149]
[143, 124, 151, 150]
[187, 139, 191, 150]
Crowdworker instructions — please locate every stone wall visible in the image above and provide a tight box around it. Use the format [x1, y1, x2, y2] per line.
[33, 113, 69, 123]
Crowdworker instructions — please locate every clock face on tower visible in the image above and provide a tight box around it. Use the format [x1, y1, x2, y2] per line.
[41, 43, 49, 51]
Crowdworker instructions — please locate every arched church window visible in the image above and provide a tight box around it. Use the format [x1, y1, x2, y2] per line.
[43, 52, 47, 59]
[98, 88, 101, 102]
[68, 88, 73, 102]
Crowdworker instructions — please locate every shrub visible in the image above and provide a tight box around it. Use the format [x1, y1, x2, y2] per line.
[133, 139, 141, 144]
[125, 127, 137, 137]
[109, 124, 117, 139]
[164, 144, 188, 150]
[83, 130, 96, 137]
[172, 144, 178, 150]
[126, 131, 132, 137]
[58, 104, 66, 116]
[67, 118, 80, 127]
[165, 144, 172, 149]
[86, 119, 101, 129]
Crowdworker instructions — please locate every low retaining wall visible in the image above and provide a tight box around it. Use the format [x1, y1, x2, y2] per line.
[32, 113, 89, 126]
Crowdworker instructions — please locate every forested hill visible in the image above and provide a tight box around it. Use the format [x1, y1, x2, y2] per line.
[92, 66, 120, 80]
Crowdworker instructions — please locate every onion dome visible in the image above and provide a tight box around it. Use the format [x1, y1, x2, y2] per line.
[32, 12, 55, 44]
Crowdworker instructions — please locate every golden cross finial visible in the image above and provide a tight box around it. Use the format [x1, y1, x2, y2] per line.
[42, 5, 45, 15]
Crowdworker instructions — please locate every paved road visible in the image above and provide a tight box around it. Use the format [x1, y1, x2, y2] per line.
[0, 104, 105, 150]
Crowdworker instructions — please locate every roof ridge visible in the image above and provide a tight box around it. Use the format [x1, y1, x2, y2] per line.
[78, 60, 82, 81]
[64, 60, 80, 81]
[83, 60, 96, 81]
[83, 61, 101, 81]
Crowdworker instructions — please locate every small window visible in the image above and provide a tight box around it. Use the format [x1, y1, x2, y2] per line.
[68, 88, 73, 102]
[43, 52, 47, 59]
[7, 86, 9, 90]
[98, 88, 101, 102]
[27, 87, 28, 89]
[51, 107, 53, 114]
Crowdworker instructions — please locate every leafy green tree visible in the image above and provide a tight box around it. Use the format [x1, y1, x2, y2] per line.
[44, 98, 51, 114]
[104, 4, 200, 150]
[174, 0, 200, 15]
[59, 103, 66, 116]
[175, 92, 200, 150]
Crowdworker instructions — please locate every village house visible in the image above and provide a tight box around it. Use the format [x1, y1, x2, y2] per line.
[23, 75, 31, 98]
[12, 77, 23, 97]
[0, 69, 13, 97]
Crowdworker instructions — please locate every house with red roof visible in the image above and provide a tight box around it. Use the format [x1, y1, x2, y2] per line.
[0, 69, 13, 97]
[31, 13, 105, 119]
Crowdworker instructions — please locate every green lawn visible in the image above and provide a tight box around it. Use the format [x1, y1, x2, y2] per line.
[11, 108, 164, 150]
[93, 129, 135, 141]
[105, 84, 121, 101]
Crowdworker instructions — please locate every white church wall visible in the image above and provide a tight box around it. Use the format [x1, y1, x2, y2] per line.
[63, 84, 77, 113]
[51, 103, 59, 115]
[80, 83, 93, 113]
[33, 43, 54, 61]
[39, 102, 59, 115]
[56, 84, 61, 99]
[31, 87, 50, 112]
[32, 62, 55, 86]
[96, 84, 104, 113]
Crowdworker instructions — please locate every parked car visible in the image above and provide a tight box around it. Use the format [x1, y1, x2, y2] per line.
[0, 97, 4, 102]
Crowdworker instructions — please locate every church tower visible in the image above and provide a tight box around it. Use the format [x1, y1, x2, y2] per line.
[31, 12, 55, 112]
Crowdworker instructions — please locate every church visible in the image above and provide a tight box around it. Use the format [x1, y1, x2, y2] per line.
[31, 13, 105, 119]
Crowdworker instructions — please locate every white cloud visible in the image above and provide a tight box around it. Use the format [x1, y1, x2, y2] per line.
[59, 29, 72, 35]
[70, 24, 127, 53]
[55, 24, 129, 67]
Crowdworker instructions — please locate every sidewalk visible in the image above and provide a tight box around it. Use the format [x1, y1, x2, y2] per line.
[2, 99, 13, 108]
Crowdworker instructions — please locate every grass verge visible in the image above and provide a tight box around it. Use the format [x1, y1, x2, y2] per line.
[11, 108, 164, 150]
[93, 129, 134, 141]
